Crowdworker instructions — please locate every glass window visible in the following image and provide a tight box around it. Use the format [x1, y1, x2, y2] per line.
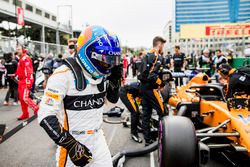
[36, 8, 42, 15]
[45, 12, 50, 19]
[25, 4, 33, 12]
[52, 16, 57, 21]
[13, 0, 22, 7]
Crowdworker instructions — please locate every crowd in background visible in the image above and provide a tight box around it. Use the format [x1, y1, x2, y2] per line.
[0, 41, 238, 107]
[0, 38, 77, 107]
[120, 45, 235, 86]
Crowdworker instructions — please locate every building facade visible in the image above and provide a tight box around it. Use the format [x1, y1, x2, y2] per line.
[175, 0, 250, 33]
[163, 20, 173, 50]
[0, 0, 72, 55]
[164, 0, 250, 56]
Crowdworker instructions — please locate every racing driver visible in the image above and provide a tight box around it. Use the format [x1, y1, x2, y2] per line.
[38, 26, 122, 167]
[16, 45, 39, 120]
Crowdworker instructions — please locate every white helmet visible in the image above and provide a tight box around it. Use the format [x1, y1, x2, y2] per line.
[244, 48, 250, 57]
[203, 48, 209, 54]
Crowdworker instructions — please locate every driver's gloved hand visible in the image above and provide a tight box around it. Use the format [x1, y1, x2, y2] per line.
[107, 64, 123, 86]
[57, 131, 93, 166]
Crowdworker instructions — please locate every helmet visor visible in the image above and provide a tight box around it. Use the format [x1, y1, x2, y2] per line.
[91, 50, 121, 69]
[85, 34, 121, 74]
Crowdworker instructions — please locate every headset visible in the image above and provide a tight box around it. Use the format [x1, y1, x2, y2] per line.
[218, 64, 232, 76]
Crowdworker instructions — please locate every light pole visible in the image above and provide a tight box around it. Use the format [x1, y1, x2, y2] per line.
[57, 5, 73, 37]
[57, 5, 73, 53]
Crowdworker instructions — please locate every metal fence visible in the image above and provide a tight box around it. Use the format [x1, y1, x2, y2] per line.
[0, 36, 68, 57]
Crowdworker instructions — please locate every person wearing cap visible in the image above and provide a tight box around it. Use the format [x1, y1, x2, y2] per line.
[138, 36, 168, 146]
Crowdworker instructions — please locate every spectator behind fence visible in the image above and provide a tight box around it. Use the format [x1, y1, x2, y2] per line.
[131, 55, 137, 77]
[122, 54, 129, 84]
[0, 59, 6, 89]
[198, 49, 213, 76]
[172, 45, 186, 86]
[42, 54, 54, 89]
[53, 54, 63, 69]
[3, 52, 18, 105]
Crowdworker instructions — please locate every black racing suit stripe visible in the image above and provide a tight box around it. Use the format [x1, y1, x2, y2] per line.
[61, 111, 69, 166]
[119, 86, 140, 135]
[40, 115, 63, 142]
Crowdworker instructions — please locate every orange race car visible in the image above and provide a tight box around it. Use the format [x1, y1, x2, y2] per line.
[166, 72, 250, 166]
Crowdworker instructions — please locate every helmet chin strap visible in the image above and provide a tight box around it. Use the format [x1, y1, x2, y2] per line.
[75, 55, 103, 80]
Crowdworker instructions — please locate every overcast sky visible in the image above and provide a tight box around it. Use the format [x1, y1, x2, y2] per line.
[28, 0, 172, 48]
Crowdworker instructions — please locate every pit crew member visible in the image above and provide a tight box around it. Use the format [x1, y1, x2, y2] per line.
[218, 64, 250, 98]
[138, 36, 168, 146]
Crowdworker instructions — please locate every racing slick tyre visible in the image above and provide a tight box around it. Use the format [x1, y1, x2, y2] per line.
[159, 116, 197, 167]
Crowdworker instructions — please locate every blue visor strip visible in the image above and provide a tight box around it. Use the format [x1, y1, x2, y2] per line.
[77, 52, 102, 79]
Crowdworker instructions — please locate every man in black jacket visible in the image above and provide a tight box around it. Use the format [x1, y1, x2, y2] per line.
[172, 45, 186, 86]
[3, 53, 18, 105]
[218, 64, 250, 98]
[138, 36, 167, 146]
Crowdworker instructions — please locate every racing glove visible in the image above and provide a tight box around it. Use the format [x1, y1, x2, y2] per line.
[40, 116, 93, 166]
[107, 64, 123, 84]
[57, 130, 93, 166]
[107, 64, 123, 103]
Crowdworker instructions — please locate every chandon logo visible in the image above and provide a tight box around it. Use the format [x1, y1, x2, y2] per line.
[73, 98, 104, 109]
[108, 51, 121, 56]
[64, 92, 106, 110]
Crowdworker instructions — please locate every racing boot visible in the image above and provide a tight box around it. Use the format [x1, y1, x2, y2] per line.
[137, 125, 143, 133]
[33, 106, 39, 116]
[17, 113, 30, 120]
[3, 101, 8, 106]
[145, 139, 154, 147]
[131, 134, 142, 143]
